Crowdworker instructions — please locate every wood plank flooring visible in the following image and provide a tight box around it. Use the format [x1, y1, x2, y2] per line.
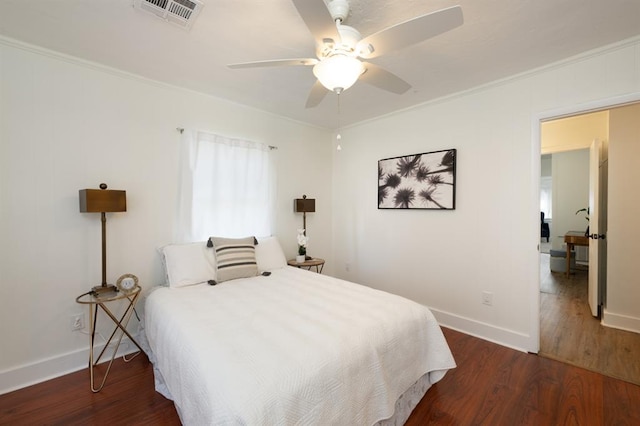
[539, 253, 640, 385]
[2, 327, 639, 425]
[408, 328, 640, 425]
[0, 354, 181, 426]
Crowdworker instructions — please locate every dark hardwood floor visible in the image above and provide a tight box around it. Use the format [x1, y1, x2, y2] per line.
[2, 328, 639, 425]
[408, 328, 640, 425]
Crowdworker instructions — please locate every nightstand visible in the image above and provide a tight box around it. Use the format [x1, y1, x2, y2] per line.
[287, 258, 325, 273]
[75, 286, 143, 392]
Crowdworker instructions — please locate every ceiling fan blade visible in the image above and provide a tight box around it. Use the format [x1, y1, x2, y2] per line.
[228, 58, 318, 69]
[305, 80, 328, 108]
[360, 62, 411, 94]
[358, 5, 463, 59]
[291, 0, 341, 44]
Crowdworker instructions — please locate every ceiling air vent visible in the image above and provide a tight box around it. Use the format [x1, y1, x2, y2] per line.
[134, 0, 204, 30]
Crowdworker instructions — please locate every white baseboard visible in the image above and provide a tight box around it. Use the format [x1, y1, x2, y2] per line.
[429, 307, 534, 353]
[0, 336, 140, 395]
[602, 309, 640, 334]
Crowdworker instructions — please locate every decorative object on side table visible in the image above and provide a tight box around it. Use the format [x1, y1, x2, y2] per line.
[79, 183, 127, 295]
[378, 149, 456, 209]
[296, 228, 307, 263]
[116, 273, 138, 293]
[575, 207, 590, 236]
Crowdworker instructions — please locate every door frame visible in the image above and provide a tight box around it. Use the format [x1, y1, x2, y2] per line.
[529, 92, 640, 354]
[588, 138, 604, 317]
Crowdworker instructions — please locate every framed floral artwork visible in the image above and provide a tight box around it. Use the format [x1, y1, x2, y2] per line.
[378, 149, 456, 209]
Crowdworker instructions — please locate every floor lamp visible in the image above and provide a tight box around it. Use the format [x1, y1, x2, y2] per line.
[79, 183, 127, 295]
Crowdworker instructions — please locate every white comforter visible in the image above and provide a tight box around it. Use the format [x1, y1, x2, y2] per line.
[144, 266, 455, 426]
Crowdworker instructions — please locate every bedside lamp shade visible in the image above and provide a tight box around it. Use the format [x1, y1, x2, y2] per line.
[79, 188, 127, 213]
[294, 195, 315, 215]
[79, 183, 127, 295]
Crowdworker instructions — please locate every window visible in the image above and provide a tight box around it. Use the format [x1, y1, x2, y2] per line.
[176, 130, 275, 241]
[540, 176, 552, 219]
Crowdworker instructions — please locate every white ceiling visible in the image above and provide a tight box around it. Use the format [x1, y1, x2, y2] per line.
[1, 0, 639, 129]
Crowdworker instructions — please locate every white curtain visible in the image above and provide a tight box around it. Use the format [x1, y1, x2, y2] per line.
[176, 130, 276, 242]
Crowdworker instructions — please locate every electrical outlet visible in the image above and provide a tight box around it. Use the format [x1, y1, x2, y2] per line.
[482, 291, 493, 306]
[71, 313, 85, 331]
[345, 262, 351, 272]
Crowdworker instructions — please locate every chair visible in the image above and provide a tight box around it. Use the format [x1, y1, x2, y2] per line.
[541, 212, 550, 242]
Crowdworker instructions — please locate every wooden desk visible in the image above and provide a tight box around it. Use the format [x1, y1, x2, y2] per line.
[564, 231, 589, 278]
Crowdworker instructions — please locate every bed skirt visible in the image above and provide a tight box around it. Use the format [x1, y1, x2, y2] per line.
[375, 373, 431, 426]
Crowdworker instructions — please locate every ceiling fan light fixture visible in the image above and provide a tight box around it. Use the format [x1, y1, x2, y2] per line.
[313, 55, 364, 93]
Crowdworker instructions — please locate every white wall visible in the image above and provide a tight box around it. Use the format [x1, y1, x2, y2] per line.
[3, 33, 640, 394]
[332, 36, 640, 351]
[605, 102, 640, 332]
[541, 111, 609, 154]
[550, 149, 590, 251]
[0, 38, 333, 393]
[541, 155, 552, 177]
[540, 155, 552, 233]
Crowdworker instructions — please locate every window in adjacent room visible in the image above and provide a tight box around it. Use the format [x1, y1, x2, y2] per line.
[540, 176, 552, 219]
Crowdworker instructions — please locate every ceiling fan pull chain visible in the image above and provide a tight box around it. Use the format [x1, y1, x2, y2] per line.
[336, 93, 342, 151]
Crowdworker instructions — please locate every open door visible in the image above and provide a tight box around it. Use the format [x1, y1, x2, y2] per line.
[588, 139, 608, 317]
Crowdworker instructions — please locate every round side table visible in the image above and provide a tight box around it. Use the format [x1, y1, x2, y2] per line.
[75, 286, 143, 392]
[287, 258, 325, 273]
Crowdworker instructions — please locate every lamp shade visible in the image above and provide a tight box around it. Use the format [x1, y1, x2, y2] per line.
[294, 197, 315, 213]
[313, 55, 364, 92]
[79, 187, 126, 213]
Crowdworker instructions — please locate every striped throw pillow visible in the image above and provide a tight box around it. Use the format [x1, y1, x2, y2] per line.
[209, 236, 258, 282]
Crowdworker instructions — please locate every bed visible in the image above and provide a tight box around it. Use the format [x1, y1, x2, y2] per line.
[142, 236, 455, 425]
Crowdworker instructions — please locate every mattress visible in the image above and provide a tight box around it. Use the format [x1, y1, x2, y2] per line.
[143, 266, 455, 425]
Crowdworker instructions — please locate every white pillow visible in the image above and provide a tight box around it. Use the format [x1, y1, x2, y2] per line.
[159, 242, 217, 288]
[255, 236, 287, 272]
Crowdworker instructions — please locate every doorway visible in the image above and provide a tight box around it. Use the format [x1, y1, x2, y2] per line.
[537, 101, 640, 385]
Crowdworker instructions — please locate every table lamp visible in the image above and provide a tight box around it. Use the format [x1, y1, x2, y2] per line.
[79, 183, 127, 295]
[294, 194, 315, 259]
[294, 194, 315, 234]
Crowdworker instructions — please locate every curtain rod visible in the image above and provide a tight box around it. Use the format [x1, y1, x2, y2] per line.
[176, 127, 277, 150]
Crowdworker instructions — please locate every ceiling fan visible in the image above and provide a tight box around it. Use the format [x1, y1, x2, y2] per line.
[228, 0, 463, 108]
